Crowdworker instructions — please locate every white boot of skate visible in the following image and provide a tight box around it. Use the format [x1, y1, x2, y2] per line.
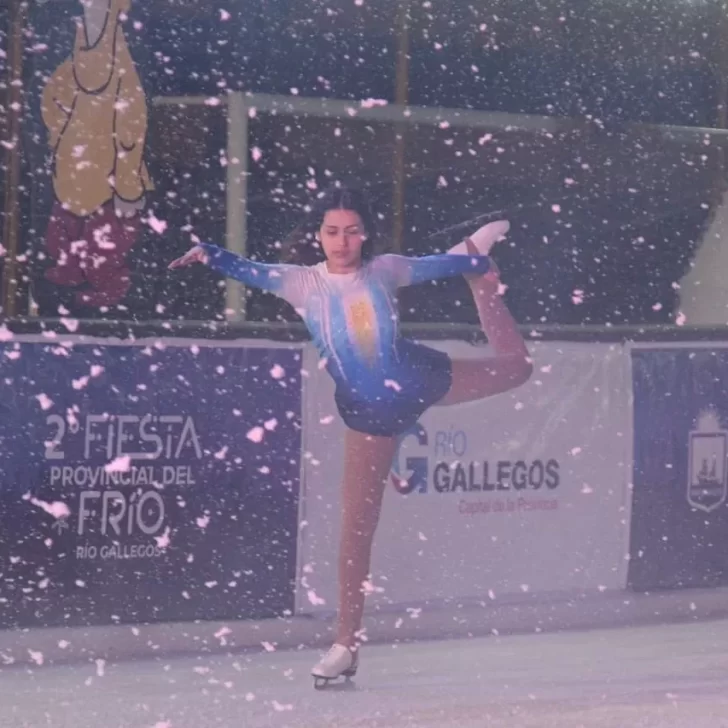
[447, 220, 510, 256]
[311, 643, 359, 689]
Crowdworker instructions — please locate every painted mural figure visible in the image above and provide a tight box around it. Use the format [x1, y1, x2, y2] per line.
[170, 184, 533, 688]
[41, 0, 152, 310]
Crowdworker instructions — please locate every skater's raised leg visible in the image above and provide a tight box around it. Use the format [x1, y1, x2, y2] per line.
[436, 237, 532, 406]
[446, 219, 510, 256]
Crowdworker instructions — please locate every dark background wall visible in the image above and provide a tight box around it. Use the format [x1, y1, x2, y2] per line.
[1, 0, 722, 326]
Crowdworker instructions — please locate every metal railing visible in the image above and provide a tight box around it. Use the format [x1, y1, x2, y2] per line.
[5, 314, 728, 345]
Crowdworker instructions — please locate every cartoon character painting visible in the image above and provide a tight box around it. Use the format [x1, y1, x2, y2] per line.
[40, 0, 152, 311]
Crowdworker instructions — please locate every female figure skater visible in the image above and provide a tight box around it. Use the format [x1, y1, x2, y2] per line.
[169, 185, 532, 687]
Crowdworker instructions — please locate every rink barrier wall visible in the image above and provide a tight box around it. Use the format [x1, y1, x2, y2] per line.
[296, 339, 634, 615]
[2, 322, 728, 630]
[628, 342, 728, 591]
[0, 335, 303, 629]
[297, 334, 728, 611]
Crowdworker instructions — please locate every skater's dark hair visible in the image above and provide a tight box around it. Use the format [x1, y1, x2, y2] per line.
[281, 183, 384, 266]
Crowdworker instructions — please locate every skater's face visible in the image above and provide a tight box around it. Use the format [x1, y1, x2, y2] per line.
[319, 209, 367, 273]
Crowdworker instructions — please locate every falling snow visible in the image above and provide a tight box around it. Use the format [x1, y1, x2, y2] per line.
[0, 2, 724, 725]
[35, 394, 54, 411]
[24, 496, 70, 520]
[247, 426, 265, 443]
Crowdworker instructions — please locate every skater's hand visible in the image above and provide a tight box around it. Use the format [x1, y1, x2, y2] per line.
[463, 238, 500, 290]
[168, 246, 209, 269]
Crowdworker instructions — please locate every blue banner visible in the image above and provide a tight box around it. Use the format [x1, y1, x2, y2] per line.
[630, 348, 728, 590]
[0, 339, 302, 628]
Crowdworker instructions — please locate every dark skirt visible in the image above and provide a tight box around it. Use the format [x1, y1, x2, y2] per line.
[334, 341, 453, 437]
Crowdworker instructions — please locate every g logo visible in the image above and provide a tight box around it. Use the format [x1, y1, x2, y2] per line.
[390, 424, 429, 494]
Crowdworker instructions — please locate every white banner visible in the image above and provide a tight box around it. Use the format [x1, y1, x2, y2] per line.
[295, 340, 633, 615]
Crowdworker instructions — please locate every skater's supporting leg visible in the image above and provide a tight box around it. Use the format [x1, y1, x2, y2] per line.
[336, 428, 399, 648]
[437, 240, 532, 406]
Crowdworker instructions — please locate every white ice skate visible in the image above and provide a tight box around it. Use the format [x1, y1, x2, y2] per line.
[447, 219, 510, 256]
[311, 643, 359, 689]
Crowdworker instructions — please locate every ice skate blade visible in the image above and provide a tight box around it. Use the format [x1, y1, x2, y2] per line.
[313, 675, 357, 691]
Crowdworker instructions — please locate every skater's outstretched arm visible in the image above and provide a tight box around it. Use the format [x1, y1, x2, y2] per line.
[169, 243, 305, 303]
[375, 252, 491, 288]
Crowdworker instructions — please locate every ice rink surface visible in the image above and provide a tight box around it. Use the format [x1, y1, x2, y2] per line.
[4, 618, 728, 728]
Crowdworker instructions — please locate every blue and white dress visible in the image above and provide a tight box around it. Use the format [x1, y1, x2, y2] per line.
[199, 244, 490, 436]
